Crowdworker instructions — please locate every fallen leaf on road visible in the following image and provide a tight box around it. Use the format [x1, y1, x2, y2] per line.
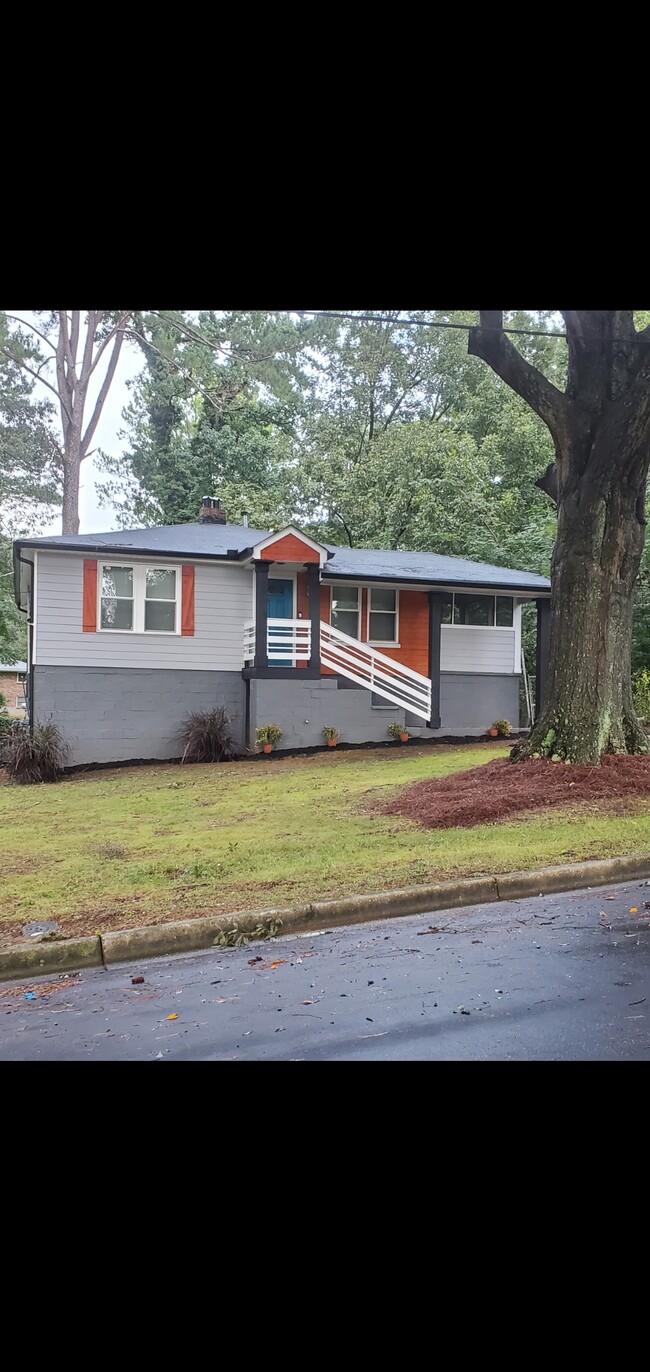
[166, 1013, 179, 1020]
[302, 999, 315, 1005]
[605, 895, 616, 900]
[215, 996, 238, 1003]
[268, 960, 287, 969]
[630, 907, 638, 913]
[248, 956, 263, 966]
[131, 976, 144, 985]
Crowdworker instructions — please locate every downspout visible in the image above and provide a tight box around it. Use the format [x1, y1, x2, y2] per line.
[13, 546, 35, 734]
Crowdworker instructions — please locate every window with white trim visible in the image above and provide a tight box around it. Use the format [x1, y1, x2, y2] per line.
[331, 586, 360, 639]
[98, 563, 180, 633]
[368, 588, 398, 644]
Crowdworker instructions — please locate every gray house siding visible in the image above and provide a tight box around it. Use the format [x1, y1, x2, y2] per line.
[32, 665, 246, 765]
[35, 551, 253, 671]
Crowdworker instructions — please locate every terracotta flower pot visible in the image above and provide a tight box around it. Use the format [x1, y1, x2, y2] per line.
[489, 728, 499, 737]
[262, 743, 273, 753]
[399, 732, 410, 743]
[327, 738, 337, 747]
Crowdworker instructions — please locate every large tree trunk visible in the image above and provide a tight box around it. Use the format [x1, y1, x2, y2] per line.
[514, 466, 648, 762]
[468, 310, 650, 765]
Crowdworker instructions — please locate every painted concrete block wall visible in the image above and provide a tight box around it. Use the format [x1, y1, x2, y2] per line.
[249, 677, 409, 749]
[439, 673, 519, 732]
[33, 666, 246, 765]
[35, 552, 253, 671]
[250, 672, 519, 750]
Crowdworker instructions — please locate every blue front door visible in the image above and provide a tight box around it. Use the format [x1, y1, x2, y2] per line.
[267, 578, 294, 665]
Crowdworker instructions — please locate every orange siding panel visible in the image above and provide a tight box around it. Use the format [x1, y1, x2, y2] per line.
[378, 590, 429, 676]
[260, 534, 320, 563]
[320, 585, 430, 681]
[82, 559, 97, 632]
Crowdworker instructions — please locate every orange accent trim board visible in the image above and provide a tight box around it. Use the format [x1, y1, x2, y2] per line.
[181, 565, 195, 635]
[82, 560, 97, 631]
[260, 533, 320, 563]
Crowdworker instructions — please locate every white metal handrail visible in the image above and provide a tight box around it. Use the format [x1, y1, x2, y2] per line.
[320, 621, 431, 720]
[244, 618, 312, 664]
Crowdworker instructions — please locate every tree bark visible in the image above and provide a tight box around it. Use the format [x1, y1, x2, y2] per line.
[469, 309, 650, 764]
[517, 462, 649, 761]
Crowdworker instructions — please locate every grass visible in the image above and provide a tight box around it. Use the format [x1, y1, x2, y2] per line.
[2, 741, 650, 945]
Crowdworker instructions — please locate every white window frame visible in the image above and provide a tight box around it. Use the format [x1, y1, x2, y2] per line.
[442, 592, 515, 629]
[367, 587, 400, 646]
[330, 584, 361, 640]
[97, 562, 182, 635]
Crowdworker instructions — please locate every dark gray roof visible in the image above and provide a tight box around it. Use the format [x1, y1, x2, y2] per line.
[17, 521, 550, 592]
[17, 521, 269, 558]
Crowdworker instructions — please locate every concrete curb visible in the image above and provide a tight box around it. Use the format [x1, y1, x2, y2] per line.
[2, 853, 650, 982]
[0, 935, 102, 982]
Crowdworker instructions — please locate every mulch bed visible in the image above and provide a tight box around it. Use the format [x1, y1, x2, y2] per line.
[382, 754, 650, 830]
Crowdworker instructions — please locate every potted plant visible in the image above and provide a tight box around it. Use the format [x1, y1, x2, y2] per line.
[388, 722, 410, 744]
[322, 726, 340, 748]
[256, 723, 283, 754]
[489, 720, 511, 738]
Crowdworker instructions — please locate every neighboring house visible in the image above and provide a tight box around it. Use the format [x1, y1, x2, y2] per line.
[12, 497, 551, 766]
[0, 661, 27, 715]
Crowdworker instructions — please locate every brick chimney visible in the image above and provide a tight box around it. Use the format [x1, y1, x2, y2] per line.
[198, 496, 226, 525]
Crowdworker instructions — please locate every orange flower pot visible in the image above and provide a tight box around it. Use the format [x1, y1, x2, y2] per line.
[327, 738, 337, 747]
[489, 728, 499, 737]
[399, 733, 410, 743]
[262, 743, 273, 753]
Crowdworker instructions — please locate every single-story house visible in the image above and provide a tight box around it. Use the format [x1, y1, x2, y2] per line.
[12, 497, 551, 765]
[0, 661, 27, 714]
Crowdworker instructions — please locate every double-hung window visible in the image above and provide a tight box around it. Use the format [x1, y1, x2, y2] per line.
[99, 563, 180, 633]
[368, 588, 398, 644]
[331, 586, 360, 639]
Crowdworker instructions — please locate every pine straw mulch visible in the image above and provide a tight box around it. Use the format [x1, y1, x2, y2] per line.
[382, 754, 650, 830]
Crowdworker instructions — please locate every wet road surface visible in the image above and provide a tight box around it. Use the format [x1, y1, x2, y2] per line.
[2, 879, 650, 1060]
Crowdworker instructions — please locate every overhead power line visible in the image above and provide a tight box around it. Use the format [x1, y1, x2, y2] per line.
[295, 309, 568, 340]
[295, 309, 650, 344]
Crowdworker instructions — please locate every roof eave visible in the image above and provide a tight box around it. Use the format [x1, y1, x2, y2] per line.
[322, 569, 550, 593]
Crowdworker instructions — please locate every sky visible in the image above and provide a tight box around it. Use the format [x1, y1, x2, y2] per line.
[11, 312, 144, 535]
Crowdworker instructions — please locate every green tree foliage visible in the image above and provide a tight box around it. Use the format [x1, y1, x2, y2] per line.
[0, 314, 61, 661]
[100, 311, 310, 528]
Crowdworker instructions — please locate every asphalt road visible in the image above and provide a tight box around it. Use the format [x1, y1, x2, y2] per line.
[2, 879, 650, 1060]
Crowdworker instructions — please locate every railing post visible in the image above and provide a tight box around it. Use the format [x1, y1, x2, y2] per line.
[428, 592, 444, 729]
[306, 563, 321, 675]
[254, 561, 269, 667]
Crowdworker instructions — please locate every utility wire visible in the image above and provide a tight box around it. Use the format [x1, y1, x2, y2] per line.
[295, 309, 650, 343]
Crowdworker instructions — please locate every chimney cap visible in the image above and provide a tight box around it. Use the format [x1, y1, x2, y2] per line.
[198, 496, 226, 525]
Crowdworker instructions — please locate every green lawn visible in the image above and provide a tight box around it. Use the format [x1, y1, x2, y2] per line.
[1, 741, 650, 945]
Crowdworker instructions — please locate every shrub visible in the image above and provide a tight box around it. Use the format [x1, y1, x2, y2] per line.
[633, 668, 650, 722]
[387, 722, 408, 739]
[322, 725, 340, 741]
[178, 707, 238, 764]
[256, 723, 283, 748]
[1, 719, 69, 784]
[491, 719, 512, 737]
